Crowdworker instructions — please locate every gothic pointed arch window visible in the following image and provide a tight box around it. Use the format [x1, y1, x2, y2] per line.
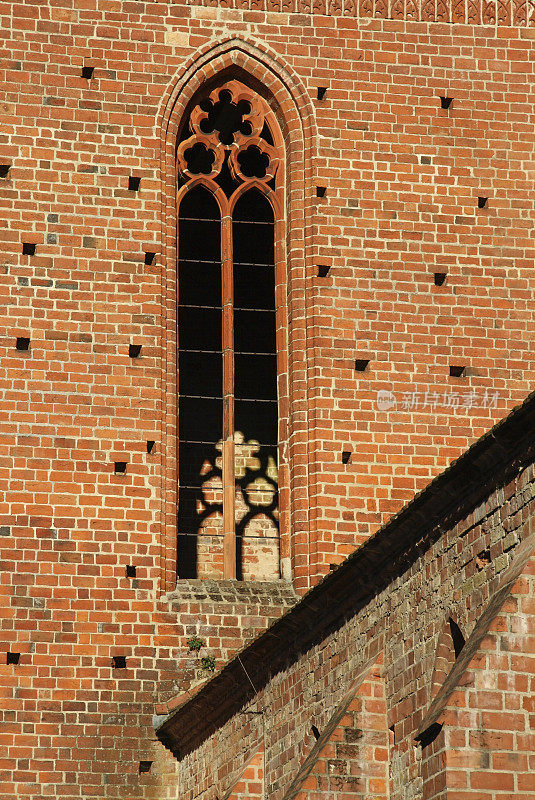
[176, 79, 285, 581]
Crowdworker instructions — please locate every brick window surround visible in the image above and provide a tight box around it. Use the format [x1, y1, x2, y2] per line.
[158, 41, 316, 594]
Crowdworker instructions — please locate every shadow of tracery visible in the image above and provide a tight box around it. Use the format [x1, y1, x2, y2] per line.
[177, 436, 279, 580]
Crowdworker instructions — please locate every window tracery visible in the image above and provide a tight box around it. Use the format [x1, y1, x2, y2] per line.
[176, 81, 280, 192]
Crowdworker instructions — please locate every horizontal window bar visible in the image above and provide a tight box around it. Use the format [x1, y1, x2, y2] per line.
[233, 262, 275, 268]
[179, 439, 278, 446]
[178, 486, 223, 491]
[179, 258, 275, 268]
[179, 304, 274, 313]
[233, 220, 275, 227]
[179, 258, 221, 265]
[177, 532, 279, 540]
[178, 349, 275, 356]
[178, 349, 223, 355]
[179, 216, 221, 223]
[180, 218, 275, 227]
[180, 394, 276, 403]
[178, 304, 222, 310]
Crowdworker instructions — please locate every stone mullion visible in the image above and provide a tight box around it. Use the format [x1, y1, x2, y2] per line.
[221, 212, 236, 579]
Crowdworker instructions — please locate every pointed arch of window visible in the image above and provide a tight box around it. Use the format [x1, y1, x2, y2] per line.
[176, 79, 286, 581]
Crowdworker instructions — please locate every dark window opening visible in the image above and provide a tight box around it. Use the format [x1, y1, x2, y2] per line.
[177, 186, 279, 580]
[177, 186, 223, 579]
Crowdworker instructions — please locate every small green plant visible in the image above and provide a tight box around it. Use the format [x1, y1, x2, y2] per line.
[200, 655, 216, 673]
[187, 635, 205, 652]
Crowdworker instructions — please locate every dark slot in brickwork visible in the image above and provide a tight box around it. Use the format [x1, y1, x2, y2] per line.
[112, 655, 127, 669]
[434, 272, 447, 286]
[417, 722, 443, 749]
[317, 87, 327, 100]
[440, 96, 453, 109]
[448, 618, 465, 658]
[7, 652, 20, 665]
[16, 337, 30, 351]
[82, 65, 94, 79]
[449, 365, 466, 377]
[317, 264, 330, 277]
[22, 243, 36, 256]
[129, 344, 142, 358]
[128, 176, 141, 191]
[355, 359, 369, 372]
[475, 549, 492, 569]
[114, 462, 127, 474]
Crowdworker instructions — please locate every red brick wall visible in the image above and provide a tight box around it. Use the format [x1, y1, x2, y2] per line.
[175, 461, 535, 800]
[436, 561, 535, 799]
[226, 747, 264, 800]
[2, 4, 535, 591]
[1, 2, 535, 798]
[292, 658, 389, 800]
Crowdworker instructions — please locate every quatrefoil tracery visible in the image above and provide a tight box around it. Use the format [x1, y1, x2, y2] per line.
[177, 80, 280, 191]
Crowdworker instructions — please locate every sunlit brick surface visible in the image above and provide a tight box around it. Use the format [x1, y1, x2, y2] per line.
[1, 1, 535, 797]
